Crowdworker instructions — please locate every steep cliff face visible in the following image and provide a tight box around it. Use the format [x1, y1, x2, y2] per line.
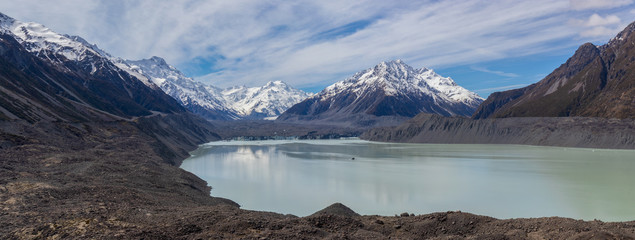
[473, 21, 635, 119]
[361, 113, 635, 149]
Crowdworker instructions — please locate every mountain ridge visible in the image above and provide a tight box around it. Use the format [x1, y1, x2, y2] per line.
[3, 11, 635, 240]
[363, 21, 635, 150]
[0, 12, 220, 163]
[126, 57, 311, 120]
[126, 57, 239, 120]
[0, 13, 185, 120]
[0, 12, 309, 121]
[473, 21, 635, 119]
[222, 80, 312, 120]
[278, 60, 483, 127]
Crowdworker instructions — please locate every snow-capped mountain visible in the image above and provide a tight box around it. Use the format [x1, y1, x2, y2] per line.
[0, 13, 98, 63]
[278, 60, 483, 126]
[0, 8, 311, 122]
[126, 57, 311, 120]
[222, 81, 312, 120]
[126, 57, 239, 120]
[0, 11, 187, 121]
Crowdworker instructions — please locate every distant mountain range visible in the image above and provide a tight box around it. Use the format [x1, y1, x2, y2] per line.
[278, 60, 483, 127]
[473, 21, 635, 119]
[14, 5, 630, 133]
[126, 57, 311, 120]
[0, 11, 486, 125]
[221, 81, 312, 120]
[0, 11, 310, 122]
[125, 57, 239, 120]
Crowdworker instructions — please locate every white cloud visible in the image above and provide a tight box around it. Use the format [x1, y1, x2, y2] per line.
[196, 0, 577, 87]
[580, 26, 621, 37]
[570, 13, 623, 38]
[585, 14, 621, 26]
[570, 0, 633, 10]
[470, 67, 519, 78]
[0, 0, 613, 89]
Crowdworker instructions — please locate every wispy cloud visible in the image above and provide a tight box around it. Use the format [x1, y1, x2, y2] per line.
[470, 66, 519, 78]
[580, 26, 622, 37]
[569, 0, 633, 10]
[583, 14, 621, 26]
[570, 13, 626, 38]
[194, 0, 579, 87]
[0, 0, 632, 90]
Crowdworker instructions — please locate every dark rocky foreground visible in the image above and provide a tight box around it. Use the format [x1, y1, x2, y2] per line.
[2, 118, 635, 239]
[362, 113, 635, 149]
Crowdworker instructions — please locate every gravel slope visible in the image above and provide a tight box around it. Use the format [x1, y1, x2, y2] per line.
[2, 118, 635, 239]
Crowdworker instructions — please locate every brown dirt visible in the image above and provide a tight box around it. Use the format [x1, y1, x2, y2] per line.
[2, 120, 635, 239]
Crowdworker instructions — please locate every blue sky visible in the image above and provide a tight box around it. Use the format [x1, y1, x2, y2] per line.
[1, 0, 633, 97]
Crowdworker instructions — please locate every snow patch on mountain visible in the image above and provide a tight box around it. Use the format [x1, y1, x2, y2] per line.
[0, 13, 161, 90]
[126, 57, 311, 120]
[280, 60, 484, 121]
[126, 57, 238, 120]
[222, 81, 312, 119]
[318, 60, 482, 110]
[0, 13, 98, 62]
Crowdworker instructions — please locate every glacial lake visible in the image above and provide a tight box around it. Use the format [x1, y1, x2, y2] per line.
[181, 139, 635, 221]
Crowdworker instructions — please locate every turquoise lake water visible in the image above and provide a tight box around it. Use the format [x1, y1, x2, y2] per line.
[181, 139, 635, 221]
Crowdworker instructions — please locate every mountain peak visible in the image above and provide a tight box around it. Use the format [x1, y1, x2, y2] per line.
[149, 56, 168, 65]
[374, 60, 412, 74]
[225, 80, 312, 119]
[129, 56, 180, 76]
[473, 20, 635, 119]
[0, 12, 15, 26]
[345, 61, 474, 102]
[379, 59, 405, 66]
[264, 80, 287, 87]
[561, 42, 600, 73]
[608, 20, 635, 45]
[616, 21, 635, 38]
[355, 60, 416, 88]
[280, 60, 483, 124]
[127, 57, 310, 120]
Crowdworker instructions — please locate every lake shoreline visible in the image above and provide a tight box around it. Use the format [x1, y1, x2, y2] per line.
[2, 120, 635, 238]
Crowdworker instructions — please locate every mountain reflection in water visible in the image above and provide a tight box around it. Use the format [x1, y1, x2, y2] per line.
[182, 139, 635, 221]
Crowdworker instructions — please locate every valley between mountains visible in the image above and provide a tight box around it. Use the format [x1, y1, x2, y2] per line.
[1, 11, 635, 239]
